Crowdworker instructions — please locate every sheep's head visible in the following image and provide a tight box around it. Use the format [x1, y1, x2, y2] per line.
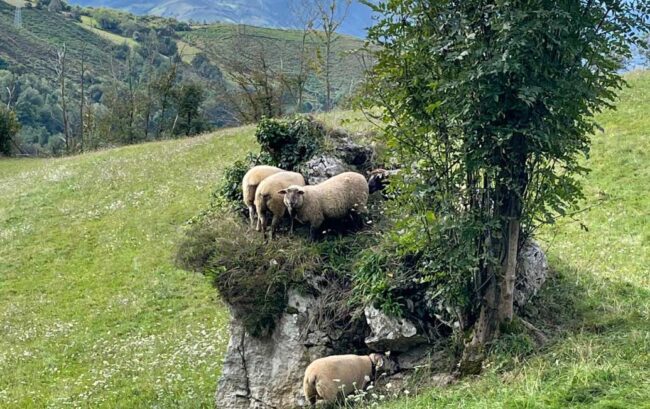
[278, 185, 305, 216]
[369, 352, 399, 376]
[367, 169, 388, 194]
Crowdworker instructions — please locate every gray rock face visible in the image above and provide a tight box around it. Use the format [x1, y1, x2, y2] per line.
[302, 155, 349, 185]
[364, 306, 428, 352]
[515, 241, 549, 308]
[333, 136, 375, 170]
[215, 291, 329, 409]
[214, 243, 549, 408]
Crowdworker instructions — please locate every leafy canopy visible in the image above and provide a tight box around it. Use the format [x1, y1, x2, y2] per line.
[360, 0, 650, 324]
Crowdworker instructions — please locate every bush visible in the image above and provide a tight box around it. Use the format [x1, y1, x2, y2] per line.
[176, 212, 320, 336]
[255, 116, 325, 170]
[212, 152, 271, 210]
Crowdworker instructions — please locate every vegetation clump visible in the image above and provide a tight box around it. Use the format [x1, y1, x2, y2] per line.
[256, 116, 326, 170]
[176, 214, 321, 336]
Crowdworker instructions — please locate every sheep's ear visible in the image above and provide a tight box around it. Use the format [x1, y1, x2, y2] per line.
[278, 189, 287, 195]
[377, 356, 384, 368]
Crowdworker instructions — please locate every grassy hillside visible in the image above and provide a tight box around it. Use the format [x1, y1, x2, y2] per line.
[180, 23, 368, 107]
[370, 71, 650, 408]
[0, 1, 120, 78]
[0, 127, 255, 407]
[0, 70, 648, 409]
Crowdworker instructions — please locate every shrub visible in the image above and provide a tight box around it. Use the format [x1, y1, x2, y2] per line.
[255, 116, 325, 170]
[212, 152, 272, 211]
[176, 212, 320, 336]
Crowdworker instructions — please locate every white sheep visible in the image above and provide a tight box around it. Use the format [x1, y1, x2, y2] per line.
[303, 353, 392, 406]
[254, 171, 306, 239]
[279, 171, 369, 239]
[242, 165, 283, 229]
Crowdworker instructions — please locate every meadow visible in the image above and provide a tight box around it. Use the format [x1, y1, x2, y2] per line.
[0, 70, 648, 408]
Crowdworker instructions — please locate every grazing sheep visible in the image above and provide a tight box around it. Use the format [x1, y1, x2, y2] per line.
[368, 168, 401, 194]
[254, 171, 306, 239]
[280, 172, 369, 240]
[303, 353, 393, 406]
[242, 165, 284, 229]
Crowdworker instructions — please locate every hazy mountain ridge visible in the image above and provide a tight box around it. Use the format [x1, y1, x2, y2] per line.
[66, 0, 375, 37]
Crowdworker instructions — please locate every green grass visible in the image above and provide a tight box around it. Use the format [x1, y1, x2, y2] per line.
[78, 15, 138, 48]
[0, 127, 255, 407]
[176, 40, 201, 64]
[0, 70, 648, 408]
[0, 1, 122, 79]
[366, 71, 650, 408]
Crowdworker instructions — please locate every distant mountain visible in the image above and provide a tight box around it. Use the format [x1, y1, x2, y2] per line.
[65, 0, 376, 38]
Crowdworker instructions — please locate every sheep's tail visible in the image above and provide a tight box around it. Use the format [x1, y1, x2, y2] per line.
[303, 373, 318, 406]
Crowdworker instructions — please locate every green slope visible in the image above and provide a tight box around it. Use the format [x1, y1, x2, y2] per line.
[0, 1, 120, 78]
[0, 127, 255, 407]
[0, 70, 648, 408]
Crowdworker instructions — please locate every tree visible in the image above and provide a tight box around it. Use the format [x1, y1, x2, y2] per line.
[220, 28, 287, 122]
[313, 0, 351, 111]
[364, 0, 649, 375]
[54, 43, 71, 153]
[174, 83, 205, 136]
[0, 106, 21, 155]
[290, 0, 319, 112]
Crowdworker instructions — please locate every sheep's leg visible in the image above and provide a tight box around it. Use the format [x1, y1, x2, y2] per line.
[248, 205, 256, 229]
[290, 216, 294, 235]
[309, 218, 324, 241]
[259, 214, 268, 237]
[269, 214, 281, 240]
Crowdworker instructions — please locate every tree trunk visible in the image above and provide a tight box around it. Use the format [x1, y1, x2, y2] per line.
[498, 219, 520, 322]
[79, 44, 85, 152]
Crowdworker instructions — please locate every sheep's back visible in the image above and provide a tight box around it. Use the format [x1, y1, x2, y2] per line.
[242, 166, 284, 204]
[304, 355, 372, 396]
[255, 172, 305, 212]
[312, 172, 369, 218]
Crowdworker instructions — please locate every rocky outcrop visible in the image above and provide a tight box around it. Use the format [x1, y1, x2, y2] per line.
[214, 247, 548, 408]
[216, 291, 329, 409]
[364, 306, 428, 352]
[301, 130, 375, 185]
[515, 241, 549, 309]
[302, 156, 349, 185]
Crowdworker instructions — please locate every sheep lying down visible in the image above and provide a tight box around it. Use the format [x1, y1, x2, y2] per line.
[303, 353, 394, 406]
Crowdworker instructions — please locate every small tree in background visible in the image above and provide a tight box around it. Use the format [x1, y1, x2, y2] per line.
[363, 0, 649, 374]
[174, 82, 207, 136]
[313, 0, 351, 111]
[0, 106, 21, 155]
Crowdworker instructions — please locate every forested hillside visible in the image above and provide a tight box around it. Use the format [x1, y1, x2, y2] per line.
[0, 0, 367, 156]
[65, 0, 375, 37]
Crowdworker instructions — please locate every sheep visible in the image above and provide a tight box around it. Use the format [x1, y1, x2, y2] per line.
[279, 171, 369, 240]
[367, 168, 401, 194]
[242, 165, 284, 230]
[254, 171, 306, 239]
[303, 353, 395, 406]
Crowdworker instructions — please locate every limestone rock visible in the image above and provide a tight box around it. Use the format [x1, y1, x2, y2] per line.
[215, 291, 328, 409]
[333, 136, 374, 169]
[515, 241, 549, 309]
[302, 155, 349, 185]
[364, 306, 428, 352]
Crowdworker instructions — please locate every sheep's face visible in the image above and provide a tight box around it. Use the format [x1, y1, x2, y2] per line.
[369, 353, 399, 376]
[368, 169, 387, 194]
[278, 185, 305, 216]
